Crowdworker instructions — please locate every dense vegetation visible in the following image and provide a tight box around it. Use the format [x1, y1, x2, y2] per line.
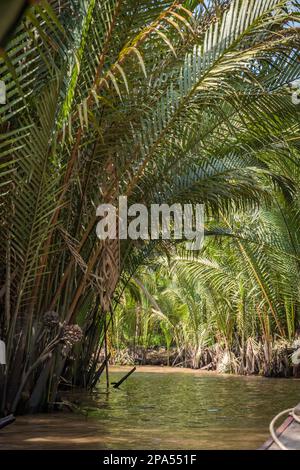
[0, 0, 300, 416]
[112, 213, 300, 376]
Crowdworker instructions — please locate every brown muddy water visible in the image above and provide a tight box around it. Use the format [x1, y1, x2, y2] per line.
[0, 366, 299, 450]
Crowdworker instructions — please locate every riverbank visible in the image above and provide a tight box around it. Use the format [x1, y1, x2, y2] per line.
[110, 343, 300, 377]
[1, 368, 300, 450]
[110, 365, 221, 375]
[111, 364, 300, 378]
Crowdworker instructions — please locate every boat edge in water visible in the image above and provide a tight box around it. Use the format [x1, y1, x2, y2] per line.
[260, 403, 300, 450]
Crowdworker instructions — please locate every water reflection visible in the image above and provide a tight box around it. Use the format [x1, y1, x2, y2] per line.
[0, 368, 299, 449]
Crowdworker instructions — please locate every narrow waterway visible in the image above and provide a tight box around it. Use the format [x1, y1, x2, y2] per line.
[1, 367, 299, 449]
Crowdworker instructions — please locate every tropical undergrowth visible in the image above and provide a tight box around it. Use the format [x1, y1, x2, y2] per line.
[110, 204, 300, 377]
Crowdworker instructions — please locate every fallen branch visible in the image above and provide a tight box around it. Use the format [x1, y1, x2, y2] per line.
[0, 414, 15, 430]
[112, 367, 136, 389]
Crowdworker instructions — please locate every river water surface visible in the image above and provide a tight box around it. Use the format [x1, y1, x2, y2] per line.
[1, 367, 299, 449]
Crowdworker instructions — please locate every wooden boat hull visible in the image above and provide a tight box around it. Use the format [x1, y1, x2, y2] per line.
[260, 410, 300, 450]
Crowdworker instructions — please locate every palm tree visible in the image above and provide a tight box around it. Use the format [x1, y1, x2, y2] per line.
[115, 199, 300, 375]
[0, 0, 299, 414]
[161, 203, 300, 374]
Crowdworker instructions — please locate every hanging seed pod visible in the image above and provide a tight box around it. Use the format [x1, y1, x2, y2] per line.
[43, 311, 60, 328]
[61, 324, 83, 346]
